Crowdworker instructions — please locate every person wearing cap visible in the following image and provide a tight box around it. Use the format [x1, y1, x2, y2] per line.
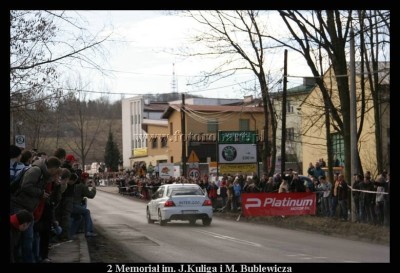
[71, 172, 97, 237]
[65, 154, 80, 171]
[65, 154, 76, 163]
[62, 154, 76, 173]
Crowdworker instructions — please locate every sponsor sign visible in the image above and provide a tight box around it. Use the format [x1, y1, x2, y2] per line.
[218, 144, 257, 163]
[241, 192, 316, 216]
[218, 131, 257, 144]
[133, 147, 148, 158]
[173, 165, 181, 178]
[219, 164, 257, 174]
[158, 163, 174, 178]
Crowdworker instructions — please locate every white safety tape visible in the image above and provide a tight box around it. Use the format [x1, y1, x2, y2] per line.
[347, 185, 389, 194]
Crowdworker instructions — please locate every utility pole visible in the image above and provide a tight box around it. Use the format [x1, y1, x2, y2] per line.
[281, 49, 288, 176]
[181, 93, 186, 177]
[350, 26, 359, 222]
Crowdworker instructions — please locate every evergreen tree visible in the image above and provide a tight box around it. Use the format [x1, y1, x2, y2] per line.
[104, 130, 121, 172]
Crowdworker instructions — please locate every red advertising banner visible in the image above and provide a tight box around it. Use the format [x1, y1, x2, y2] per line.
[241, 192, 316, 216]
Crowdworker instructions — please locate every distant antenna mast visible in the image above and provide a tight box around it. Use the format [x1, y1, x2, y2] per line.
[171, 63, 178, 93]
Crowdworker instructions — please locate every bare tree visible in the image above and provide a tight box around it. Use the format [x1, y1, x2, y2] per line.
[272, 10, 389, 183]
[10, 10, 111, 144]
[183, 10, 389, 181]
[357, 10, 390, 173]
[60, 79, 104, 168]
[183, 10, 280, 176]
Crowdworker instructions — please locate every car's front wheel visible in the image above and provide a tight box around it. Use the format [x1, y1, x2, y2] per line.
[202, 218, 212, 226]
[158, 209, 167, 226]
[147, 208, 155, 224]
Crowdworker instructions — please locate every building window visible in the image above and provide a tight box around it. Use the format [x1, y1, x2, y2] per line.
[161, 136, 168, 148]
[239, 119, 250, 131]
[151, 136, 158, 149]
[286, 101, 294, 113]
[331, 133, 344, 166]
[170, 122, 173, 135]
[170, 156, 174, 163]
[207, 120, 218, 133]
[287, 127, 294, 141]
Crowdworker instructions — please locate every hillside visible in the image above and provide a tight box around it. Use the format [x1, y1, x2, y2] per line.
[43, 118, 122, 166]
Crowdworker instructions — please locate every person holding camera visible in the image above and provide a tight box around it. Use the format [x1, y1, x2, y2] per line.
[70, 172, 97, 237]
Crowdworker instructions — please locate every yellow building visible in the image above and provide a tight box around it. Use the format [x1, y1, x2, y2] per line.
[142, 119, 169, 165]
[301, 64, 390, 177]
[141, 103, 265, 176]
[161, 104, 265, 162]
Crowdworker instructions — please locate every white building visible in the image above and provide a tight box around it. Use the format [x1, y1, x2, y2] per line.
[122, 96, 146, 169]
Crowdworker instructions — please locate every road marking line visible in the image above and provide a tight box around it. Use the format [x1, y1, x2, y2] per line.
[194, 229, 262, 247]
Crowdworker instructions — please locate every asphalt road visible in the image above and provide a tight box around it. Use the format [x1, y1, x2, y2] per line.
[88, 190, 390, 263]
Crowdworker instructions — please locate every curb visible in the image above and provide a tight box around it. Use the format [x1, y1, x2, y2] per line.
[78, 234, 91, 263]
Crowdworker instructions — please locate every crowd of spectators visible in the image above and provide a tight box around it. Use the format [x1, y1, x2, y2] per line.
[114, 159, 389, 227]
[11, 143, 389, 264]
[10, 145, 98, 263]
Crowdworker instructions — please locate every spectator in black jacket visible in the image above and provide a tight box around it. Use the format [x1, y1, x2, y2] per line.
[336, 174, 349, 221]
[359, 173, 376, 224]
[289, 172, 305, 192]
[383, 173, 390, 227]
[352, 174, 363, 222]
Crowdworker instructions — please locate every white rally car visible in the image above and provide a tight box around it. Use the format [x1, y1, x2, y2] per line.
[146, 183, 213, 226]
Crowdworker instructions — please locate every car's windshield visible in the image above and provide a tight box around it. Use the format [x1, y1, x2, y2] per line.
[167, 187, 204, 197]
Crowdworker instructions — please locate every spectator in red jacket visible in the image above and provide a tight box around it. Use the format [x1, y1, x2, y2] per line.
[10, 209, 34, 263]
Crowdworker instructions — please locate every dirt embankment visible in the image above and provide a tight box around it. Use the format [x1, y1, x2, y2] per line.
[215, 212, 390, 245]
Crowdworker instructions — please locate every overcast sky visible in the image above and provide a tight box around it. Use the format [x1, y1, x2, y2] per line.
[62, 10, 311, 102]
